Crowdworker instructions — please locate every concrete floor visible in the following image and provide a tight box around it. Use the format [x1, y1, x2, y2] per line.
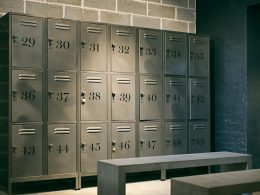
[1, 180, 260, 195]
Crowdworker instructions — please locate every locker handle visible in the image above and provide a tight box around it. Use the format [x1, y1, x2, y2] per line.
[112, 141, 116, 146]
[116, 30, 131, 36]
[81, 142, 86, 148]
[140, 140, 144, 144]
[169, 36, 182, 42]
[166, 139, 171, 144]
[87, 27, 102, 33]
[48, 144, 53, 152]
[12, 35, 18, 43]
[48, 38, 54, 47]
[144, 34, 157, 39]
[81, 41, 87, 48]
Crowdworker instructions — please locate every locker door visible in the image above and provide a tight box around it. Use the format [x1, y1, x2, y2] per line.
[48, 71, 76, 122]
[48, 19, 76, 70]
[81, 123, 107, 173]
[111, 123, 135, 159]
[165, 77, 186, 120]
[165, 32, 187, 75]
[139, 122, 161, 157]
[189, 121, 210, 153]
[12, 70, 42, 122]
[165, 122, 187, 155]
[11, 15, 43, 68]
[81, 23, 107, 71]
[111, 26, 136, 73]
[189, 78, 209, 119]
[48, 124, 76, 174]
[140, 75, 162, 120]
[11, 124, 42, 177]
[139, 29, 162, 74]
[189, 35, 209, 76]
[111, 74, 135, 121]
[81, 73, 107, 121]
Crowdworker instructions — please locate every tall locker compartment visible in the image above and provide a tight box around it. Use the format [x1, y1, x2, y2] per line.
[164, 32, 188, 155]
[188, 35, 210, 153]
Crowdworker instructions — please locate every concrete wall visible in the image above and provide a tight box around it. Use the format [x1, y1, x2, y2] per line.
[0, 0, 196, 33]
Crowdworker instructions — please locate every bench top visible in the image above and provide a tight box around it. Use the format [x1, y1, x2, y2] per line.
[172, 169, 260, 188]
[98, 152, 251, 167]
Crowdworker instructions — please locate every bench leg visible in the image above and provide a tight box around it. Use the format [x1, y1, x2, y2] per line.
[161, 169, 166, 181]
[98, 162, 126, 195]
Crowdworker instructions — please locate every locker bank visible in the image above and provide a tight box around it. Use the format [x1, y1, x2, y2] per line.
[0, 11, 210, 193]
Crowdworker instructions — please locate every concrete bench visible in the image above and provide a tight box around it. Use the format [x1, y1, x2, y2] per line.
[97, 152, 252, 195]
[171, 168, 260, 195]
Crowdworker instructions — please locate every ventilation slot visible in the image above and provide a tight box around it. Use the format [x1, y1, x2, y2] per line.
[194, 81, 206, 86]
[86, 127, 102, 133]
[144, 125, 157, 131]
[117, 126, 131, 132]
[169, 36, 182, 42]
[54, 75, 71, 82]
[193, 38, 205, 44]
[18, 128, 36, 135]
[117, 78, 131, 84]
[54, 23, 71, 30]
[145, 79, 157, 85]
[87, 77, 102, 83]
[170, 80, 184, 86]
[170, 125, 182, 131]
[117, 30, 131, 36]
[193, 124, 206, 130]
[19, 20, 37, 27]
[144, 34, 157, 39]
[87, 27, 102, 33]
[19, 74, 37, 80]
[54, 128, 71, 134]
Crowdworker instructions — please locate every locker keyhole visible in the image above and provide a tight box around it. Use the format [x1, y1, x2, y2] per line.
[81, 41, 87, 49]
[166, 94, 170, 103]
[166, 49, 170, 58]
[112, 44, 116, 52]
[12, 91, 18, 99]
[112, 93, 116, 101]
[140, 140, 144, 146]
[12, 35, 18, 43]
[140, 47, 144, 56]
[48, 91, 53, 99]
[12, 146, 17, 154]
[48, 38, 54, 47]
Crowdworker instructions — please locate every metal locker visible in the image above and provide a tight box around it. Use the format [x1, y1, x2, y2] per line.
[165, 77, 186, 120]
[48, 71, 76, 122]
[165, 32, 187, 75]
[140, 75, 162, 120]
[48, 19, 77, 70]
[11, 124, 42, 177]
[111, 123, 135, 159]
[81, 23, 107, 71]
[11, 15, 43, 68]
[139, 29, 162, 74]
[165, 122, 187, 155]
[139, 122, 161, 157]
[111, 26, 136, 73]
[189, 121, 210, 153]
[48, 124, 76, 174]
[111, 74, 135, 121]
[81, 123, 107, 173]
[81, 73, 107, 121]
[11, 70, 42, 122]
[189, 78, 209, 119]
[189, 35, 209, 77]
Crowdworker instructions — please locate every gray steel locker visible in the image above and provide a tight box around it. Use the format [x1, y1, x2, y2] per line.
[48, 19, 77, 70]
[11, 70, 42, 122]
[111, 123, 135, 159]
[11, 124, 42, 177]
[81, 123, 107, 173]
[48, 124, 76, 174]
[140, 75, 162, 120]
[189, 78, 209, 119]
[165, 32, 187, 75]
[139, 122, 161, 157]
[81, 23, 107, 71]
[111, 26, 136, 73]
[11, 15, 43, 68]
[81, 73, 107, 121]
[48, 71, 76, 122]
[189, 35, 209, 77]
[165, 77, 186, 120]
[165, 122, 187, 155]
[111, 74, 135, 121]
[139, 29, 162, 74]
[189, 121, 210, 153]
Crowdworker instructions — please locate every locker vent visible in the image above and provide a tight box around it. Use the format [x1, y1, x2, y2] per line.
[19, 74, 37, 80]
[54, 128, 71, 134]
[144, 125, 157, 131]
[170, 125, 182, 131]
[54, 23, 71, 30]
[193, 38, 205, 44]
[145, 79, 157, 85]
[194, 81, 206, 86]
[116, 126, 131, 132]
[86, 127, 102, 133]
[170, 80, 184, 86]
[169, 36, 182, 42]
[87, 77, 102, 83]
[116, 78, 131, 84]
[193, 124, 206, 130]
[87, 27, 102, 33]
[116, 30, 131, 36]
[19, 20, 37, 27]
[54, 75, 71, 82]
[18, 128, 36, 135]
[144, 34, 157, 39]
